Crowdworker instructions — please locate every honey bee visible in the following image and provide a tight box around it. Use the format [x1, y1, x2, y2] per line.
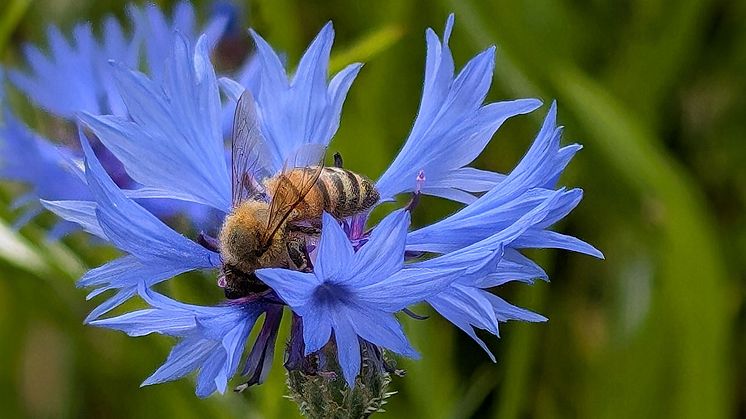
[218, 90, 379, 299]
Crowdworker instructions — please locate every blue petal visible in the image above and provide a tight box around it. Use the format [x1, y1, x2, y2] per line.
[99, 16, 139, 117]
[407, 188, 576, 253]
[8, 11, 149, 119]
[513, 230, 605, 259]
[347, 309, 418, 358]
[356, 266, 463, 312]
[476, 248, 548, 288]
[412, 189, 565, 296]
[143, 338, 215, 386]
[330, 313, 361, 387]
[81, 259, 193, 322]
[255, 269, 318, 308]
[298, 304, 333, 355]
[430, 284, 498, 334]
[0, 109, 90, 231]
[327, 63, 363, 136]
[9, 25, 100, 117]
[90, 301, 197, 337]
[428, 293, 495, 361]
[315, 212, 354, 281]
[425, 167, 506, 192]
[41, 200, 104, 239]
[485, 293, 547, 323]
[196, 351, 226, 397]
[241, 305, 283, 385]
[131, 1, 226, 81]
[95, 285, 265, 397]
[475, 103, 580, 206]
[84, 288, 137, 324]
[0, 110, 89, 201]
[219, 76, 245, 101]
[347, 209, 410, 286]
[74, 130, 219, 320]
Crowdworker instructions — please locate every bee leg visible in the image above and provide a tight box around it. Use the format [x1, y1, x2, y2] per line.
[287, 223, 321, 236]
[223, 269, 251, 299]
[333, 151, 343, 168]
[196, 231, 220, 252]
[286, 238, 312, 272]
[222, 265, 267, 299]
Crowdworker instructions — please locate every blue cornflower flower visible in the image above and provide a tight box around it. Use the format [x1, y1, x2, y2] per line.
[8, 1, 227, 118]
[0, 2, 230, 232]
[44, 14, 601, 399]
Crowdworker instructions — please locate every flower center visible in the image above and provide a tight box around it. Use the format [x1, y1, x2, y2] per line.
[312, 281, 352, 306]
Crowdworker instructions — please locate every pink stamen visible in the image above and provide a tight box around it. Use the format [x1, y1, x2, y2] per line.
[415, 169, 426, 193]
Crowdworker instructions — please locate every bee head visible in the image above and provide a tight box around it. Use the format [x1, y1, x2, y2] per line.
[219, 201, 276, 269]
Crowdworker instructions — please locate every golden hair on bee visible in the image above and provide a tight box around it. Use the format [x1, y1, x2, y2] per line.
[219, 200, 288, 274]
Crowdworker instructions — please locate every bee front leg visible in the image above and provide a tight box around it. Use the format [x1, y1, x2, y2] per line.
[287, 223, 321, 235]
[286, 238, 312, 272]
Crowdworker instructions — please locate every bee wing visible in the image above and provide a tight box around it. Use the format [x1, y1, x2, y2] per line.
[231, 90, 273, 207]
[261, 145, 326, 246]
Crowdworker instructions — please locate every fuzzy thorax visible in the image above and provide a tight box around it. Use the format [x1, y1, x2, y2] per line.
[219, 200, 288, 272]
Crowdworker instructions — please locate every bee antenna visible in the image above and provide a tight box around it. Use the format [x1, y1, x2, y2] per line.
[333, 152, 343, 168]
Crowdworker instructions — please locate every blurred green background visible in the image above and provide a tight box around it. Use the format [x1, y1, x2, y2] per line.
[1, 0, 744, 418]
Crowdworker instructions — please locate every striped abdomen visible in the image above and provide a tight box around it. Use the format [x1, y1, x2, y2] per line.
[269, 167, 379, 220]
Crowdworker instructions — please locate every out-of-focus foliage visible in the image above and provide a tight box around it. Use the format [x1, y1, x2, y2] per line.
[0, 0, 743, 418]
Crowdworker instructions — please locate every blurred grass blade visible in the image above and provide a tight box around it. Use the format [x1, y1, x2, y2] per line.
[393, 307, 458, 418]
[552, 64, 732, 419]
[37, 236, 86, 278]
[329, 24, 404, 73]
[491, 286, 548, 419]
[605, 0, 713, 127]
[0, 218, 49, 275]
[0, 0, 31, 55]
[448, 365, 498, 419]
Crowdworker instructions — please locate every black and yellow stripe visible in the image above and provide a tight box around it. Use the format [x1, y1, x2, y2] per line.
[318, 167, 379, 218]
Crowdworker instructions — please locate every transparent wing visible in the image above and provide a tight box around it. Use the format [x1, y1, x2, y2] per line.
[231, 90, 273, 207]
[261, 145, 326, 246]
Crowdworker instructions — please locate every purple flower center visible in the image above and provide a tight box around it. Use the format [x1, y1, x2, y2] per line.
[313, 281, 352, 306]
